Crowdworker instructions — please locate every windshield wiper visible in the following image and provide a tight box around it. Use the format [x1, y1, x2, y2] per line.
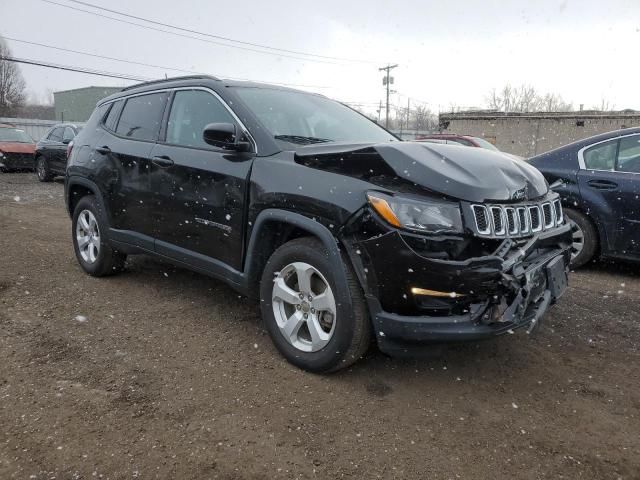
[274, 135, 333, 145]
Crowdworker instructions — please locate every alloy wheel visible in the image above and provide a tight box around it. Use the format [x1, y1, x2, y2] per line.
[76, 209, 101, 263]
[37, 158, 47, 180]
[271, 262, 337, 352]
[568, 218, 584, 261]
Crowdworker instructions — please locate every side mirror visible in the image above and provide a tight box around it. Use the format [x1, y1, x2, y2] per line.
[203, 123, 251, 152]
[62, 138, 71, 145]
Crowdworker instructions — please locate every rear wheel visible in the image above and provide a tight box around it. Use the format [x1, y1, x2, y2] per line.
[564, 208, 598, 268]
[260, 237, 371, 373]
[72, 195, 126, 276]
[36, 156, 53, 182]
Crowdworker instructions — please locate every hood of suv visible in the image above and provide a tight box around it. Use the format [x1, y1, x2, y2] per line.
[295, 141, 547, 203]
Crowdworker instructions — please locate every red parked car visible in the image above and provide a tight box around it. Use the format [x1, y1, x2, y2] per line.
[415, 133, 500, 149]
[0, 124, 36, 171]
[416, 133, 523, 160]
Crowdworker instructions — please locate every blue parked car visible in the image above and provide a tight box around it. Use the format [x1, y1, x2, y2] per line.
[529, 127, 640, 267]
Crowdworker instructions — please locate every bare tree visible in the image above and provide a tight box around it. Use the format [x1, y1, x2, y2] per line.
[518, 85, 538, 112]
[394, 105, 409, 132]
[487, 87, 505, 112]
[592, 98, 615, 111]
[486, 84, 573, 113]
[538, 93, 572, 112]
[411, 105, 437, 132]
[0, 36, 26, 117]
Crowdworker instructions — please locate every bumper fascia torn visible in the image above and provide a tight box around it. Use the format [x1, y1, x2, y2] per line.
[353, 224, 572, 356]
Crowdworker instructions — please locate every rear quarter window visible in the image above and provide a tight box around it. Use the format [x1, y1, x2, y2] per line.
[584, 140, 617, 170]
[83, 103, 110, 131]
[103, 100, 124, 132]
[115, 92, 168, 141]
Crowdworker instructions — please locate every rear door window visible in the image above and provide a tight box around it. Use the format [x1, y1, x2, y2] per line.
[583, 140, 617, 170]
[115, 92, 168, 141]
[616, 135, 640, 173]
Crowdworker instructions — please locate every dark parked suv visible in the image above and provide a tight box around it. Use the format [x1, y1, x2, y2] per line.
[65, 75, 572, 372]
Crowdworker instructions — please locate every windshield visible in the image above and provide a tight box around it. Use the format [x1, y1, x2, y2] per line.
[0, 128, 33, 143]
[470, 137, 500, 151]
[233, 87, 397, 145]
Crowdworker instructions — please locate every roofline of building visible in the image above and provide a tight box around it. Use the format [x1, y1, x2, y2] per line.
[53, 86, 122, 95]
[440, 110, 640, 121]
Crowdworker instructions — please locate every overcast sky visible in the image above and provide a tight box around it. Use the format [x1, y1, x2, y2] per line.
[2, 0, 639, 114]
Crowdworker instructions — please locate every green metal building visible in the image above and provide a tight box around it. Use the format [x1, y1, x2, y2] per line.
[53, 86, 122, 122]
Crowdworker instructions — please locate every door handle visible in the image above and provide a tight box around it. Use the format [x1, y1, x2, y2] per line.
[95, 145, 111, 154]
[588, 179, 618, 190]
[152, 155, 174, 167]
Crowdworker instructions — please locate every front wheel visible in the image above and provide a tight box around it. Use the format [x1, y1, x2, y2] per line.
[260, 237, 371, 373]
[35, 156, 53, 182]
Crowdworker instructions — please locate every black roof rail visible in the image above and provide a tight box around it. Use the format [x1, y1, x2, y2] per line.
[120, 75, 220, 92]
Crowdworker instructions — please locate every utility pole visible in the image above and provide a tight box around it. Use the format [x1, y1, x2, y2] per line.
[406, 97, 411, 132]
[379, 64, 398, 129]
[377, 100, 382, 124]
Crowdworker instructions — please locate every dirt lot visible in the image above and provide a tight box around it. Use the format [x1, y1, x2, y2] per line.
[0, 172, 639, 480]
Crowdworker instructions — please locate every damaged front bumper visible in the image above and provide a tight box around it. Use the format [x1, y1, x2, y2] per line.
[350, 223, 572, 356]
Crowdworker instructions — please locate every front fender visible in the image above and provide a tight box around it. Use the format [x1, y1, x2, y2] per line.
[241, 209, 352, 309]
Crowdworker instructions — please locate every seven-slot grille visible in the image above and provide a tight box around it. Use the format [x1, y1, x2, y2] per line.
[471, 199, 563, 238]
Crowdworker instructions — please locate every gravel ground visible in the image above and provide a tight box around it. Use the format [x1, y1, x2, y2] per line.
[1, 172, 639, 480]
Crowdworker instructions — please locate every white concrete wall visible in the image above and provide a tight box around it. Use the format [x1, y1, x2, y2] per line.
[440, 114, 640, 157]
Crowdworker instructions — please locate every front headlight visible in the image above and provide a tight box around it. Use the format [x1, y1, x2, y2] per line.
[367, 192, 463, 234]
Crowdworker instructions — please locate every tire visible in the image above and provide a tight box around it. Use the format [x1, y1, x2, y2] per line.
[72, 195, 126, 276]
[564, 208, 598, 268]
[35, 156, 53, 182]
[260, 237, 371, 373]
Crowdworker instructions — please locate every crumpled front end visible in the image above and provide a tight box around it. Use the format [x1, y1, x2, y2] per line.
[341, 202, 572, 356]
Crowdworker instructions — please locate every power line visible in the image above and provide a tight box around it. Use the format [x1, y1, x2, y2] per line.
[341, 101, 382, 106]
[395, 91, 436, 108]
[1, 56, 153, 82]
[5, 37, 200, 75]
[38, 0, 366, 66]
[3, 36, 333, 89]
[64, 0, 376, 65]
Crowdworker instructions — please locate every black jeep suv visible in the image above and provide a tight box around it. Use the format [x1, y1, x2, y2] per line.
[65, 75, 572, 372]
